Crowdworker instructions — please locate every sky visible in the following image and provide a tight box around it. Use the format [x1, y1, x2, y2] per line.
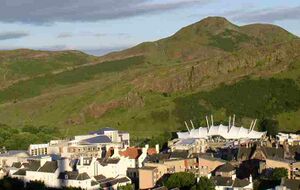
[0, 0, 299, 56]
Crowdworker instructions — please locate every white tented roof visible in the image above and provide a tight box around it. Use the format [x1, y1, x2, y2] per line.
[177, 124, 266, 140]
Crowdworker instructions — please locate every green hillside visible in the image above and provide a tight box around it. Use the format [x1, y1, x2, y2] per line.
[0, 17, 299, 149]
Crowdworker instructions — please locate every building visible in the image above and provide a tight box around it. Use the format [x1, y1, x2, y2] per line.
[177, 116, 266, 140]
[275, 178, 300, 190]
[29, 128, 130, 158]
[211, 163, 253, 190]
[195, 153, 226, 177]
[138, 151, 198, 189]
[277, 133, 300, 146]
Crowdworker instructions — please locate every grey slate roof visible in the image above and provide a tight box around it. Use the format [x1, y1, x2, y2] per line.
[211, 176, 233, 186]
[281, 179, 300, 190]
[13, 169, 26, 176]
[99, 177, 130, 188]
[262, 147, 284, 159]
[232, 178, 250, 187]
[83, 135, 112, 144]
[170, 151, 189, 159]
[148, 153, 170, 163]
[26, 160, 41, 171]
[38, 161, 58, 173]
[216, 163, 235, 173]
[97, 158, 120, 166]
[11, 162, 22, 168]
[140, 166, 157, 171]
[58, 171, 90, 180]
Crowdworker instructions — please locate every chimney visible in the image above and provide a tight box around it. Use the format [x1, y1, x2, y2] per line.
[249, 174, 253, 183]
[155, 144, 159, 153]
[145, 144, 149, 149]
[80, 156, 84, 166]
[142, 147, 147, 155]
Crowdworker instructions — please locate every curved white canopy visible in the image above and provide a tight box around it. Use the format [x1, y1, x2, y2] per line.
[177, 124, 266, 140]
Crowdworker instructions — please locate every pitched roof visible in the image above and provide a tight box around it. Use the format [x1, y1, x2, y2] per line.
[232, 178, 250, 187]
[237, 147, 253, 160]
[140, 166, 157, 171]
[148, 153, 170, 163]
[58, 171, 90, 180]
[94, 175, 106, 181]
[13, 169, 26, 176]
[97, 158, 120, 166]
[170, 151, 189, 159]
[38, 161, 58, 173]
[281, 179, 300, 190]
[26, 160, 41, 171]
[119, 147, 157, 159]
[211, 176, 233, 186]
[83, 135, 112, 144]
[262, 147, 284, 159]
[216, 163, 235, 173]
[11, 162, 22, 168]
[99, 177, 130, 188]
[120, 147, 142, 159]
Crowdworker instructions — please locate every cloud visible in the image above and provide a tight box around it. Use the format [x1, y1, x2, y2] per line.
[0, 0, 210, 24]
[0, 31, 29, 40]
[57, 32, 72, 38]
[230, 6, 300, 23]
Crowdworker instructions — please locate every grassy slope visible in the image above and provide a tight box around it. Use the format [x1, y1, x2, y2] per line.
[0, 17, 299, 148]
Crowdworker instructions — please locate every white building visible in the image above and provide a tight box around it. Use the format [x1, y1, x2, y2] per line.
[177, 116, 266, 140]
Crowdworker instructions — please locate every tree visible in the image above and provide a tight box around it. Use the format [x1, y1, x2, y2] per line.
[191, 177, 215, 190]
[259, 119, 279, 137]
[271, 168, 288, 181]
[164, 172, 195, 190]
[117, 184, 134, 190]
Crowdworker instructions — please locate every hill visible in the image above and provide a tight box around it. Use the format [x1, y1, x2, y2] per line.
[0, 17, 299, 149]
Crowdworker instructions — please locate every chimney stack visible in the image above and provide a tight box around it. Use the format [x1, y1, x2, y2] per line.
[155, 144, 159, 153]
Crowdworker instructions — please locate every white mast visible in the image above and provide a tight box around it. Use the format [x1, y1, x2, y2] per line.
[205, 116, 210, 128]
[249, 120, 254, 133]
[252, 119, 257, 131]
[211, 115, 214, 126]
[228, 116, 231, 132]
[232, 114, 236, 126]
[184, 121, 190, 133]
[190, 120, 195, 129]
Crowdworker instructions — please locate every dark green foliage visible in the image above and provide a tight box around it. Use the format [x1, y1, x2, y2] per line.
[259, 119, 279, 136]
[201, 78, 300, 118]
[151, 110, 170, 122]
[271, 168, 288, 181]
[209, 29, 252, 51]
[173, 94, 209, 125]
[164, 172, 195, 190]
[117, 184, 134, 190]
[0, 125, 59, 150]
[0, 177, 83, 190]
[0, 56, 144, 103]
[0, 177, 24, 190]
[191, 177, 215, 190]
[141, 131, 171, 149]
[26, 181, 46, 190]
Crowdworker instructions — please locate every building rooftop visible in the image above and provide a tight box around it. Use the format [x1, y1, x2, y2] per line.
[38, 161, 58, 173]
[232, 178, 250, 187]
[281, 178, 300, 190]
[211, 176, 233, 186]
[58, 171, 90, 180]
[140, 166, 157, 171]
[216, 162, 235, 173]
[83, 135, 112, 144]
